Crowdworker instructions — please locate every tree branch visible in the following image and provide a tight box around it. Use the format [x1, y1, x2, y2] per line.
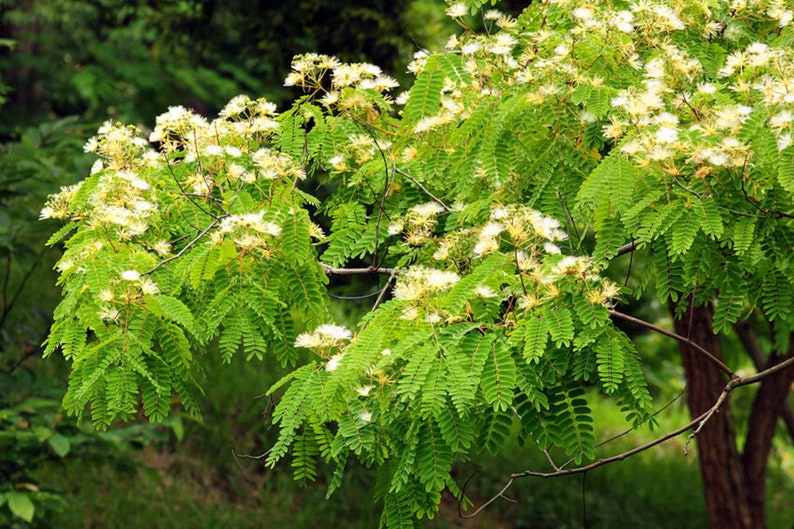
[461, 355, 794, 519]
[734, 319, 794, 443]
[143, 218, 225, 276]
[393, 167, 451, 212]
[609, 309, 734, 378]
[615, 241, 638, 256]
[320, 263, 400, 276]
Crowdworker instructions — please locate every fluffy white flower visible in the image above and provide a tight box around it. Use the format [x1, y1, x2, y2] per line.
[120, 270, 140, 281]
[655, 126, 678, 144]
[355, 385, 375, 397]
[572, 7, 593, 20]
[480, 222, 505, 238]
[446, 2, 467, 18]
[475, 285, 498, 298]
[326, 353, 344, 372]
[316, 324, 353, 341]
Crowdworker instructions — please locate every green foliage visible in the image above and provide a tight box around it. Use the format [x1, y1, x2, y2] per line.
[0, 0, 433, 128]
[0, 361, 179, 526]
[40, 0, 794, 526]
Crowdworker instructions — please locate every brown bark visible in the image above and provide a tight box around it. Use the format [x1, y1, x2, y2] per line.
[733, 321, 794, 525]
[735, 320, 794, 444]
[672, 300, 753, 529]
[741, 349, 794, 525]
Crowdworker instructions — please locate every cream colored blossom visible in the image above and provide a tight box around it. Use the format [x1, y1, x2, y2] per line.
[446, 3, 467, 18]
[475, 285, 498, 298]
[326, 353, 345, 372]
[393, 266, 460, 301]
[355, 385, 375, 397]
[120, 270, 140, 281]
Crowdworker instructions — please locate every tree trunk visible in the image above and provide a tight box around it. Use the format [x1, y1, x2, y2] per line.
[741, 347, 794, 526]
[672, 300, 754, 529]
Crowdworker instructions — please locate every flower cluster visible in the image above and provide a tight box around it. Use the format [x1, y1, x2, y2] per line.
[388, 201, 446, 246]
[210, 212, 282, 251]
[474, 206, 568, 257]
[40, 182, 83, 220]
[392, 266, 460, 302]
[94, 269, 161, 323]
[284, 53, 398, 104]
[83, 121, 151, 169]
[294, 324, 353, 371]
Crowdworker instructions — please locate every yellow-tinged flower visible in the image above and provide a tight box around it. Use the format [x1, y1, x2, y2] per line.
[446, 2, 467, 18]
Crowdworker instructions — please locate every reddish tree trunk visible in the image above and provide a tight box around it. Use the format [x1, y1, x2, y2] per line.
[672, 301, 753, 529]
[741, 348, 794, 525]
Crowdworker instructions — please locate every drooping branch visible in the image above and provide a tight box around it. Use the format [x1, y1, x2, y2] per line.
[461, 355, 794, 519]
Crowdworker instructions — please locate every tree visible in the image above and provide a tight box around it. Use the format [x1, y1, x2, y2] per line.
[0, 0, 438, 129]
[41, 1, 794, 527]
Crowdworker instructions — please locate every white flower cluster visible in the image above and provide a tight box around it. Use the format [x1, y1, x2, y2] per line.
[40, 182, 83, 220]
[473, 206, 568, 257]
[294, 324, 353, 371]
[95, 269, 160, 322]
[392, 266, 460, 302]
[252, 148, 306, 181]
[211, 212, 281, 250]
[389, 201, 446, 246]
[284, 53, 398, 94]
[150, 99, 279, 160]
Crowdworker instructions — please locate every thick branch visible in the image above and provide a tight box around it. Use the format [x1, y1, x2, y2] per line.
[734, 319, 794, 443]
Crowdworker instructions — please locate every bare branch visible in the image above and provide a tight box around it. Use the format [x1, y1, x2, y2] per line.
[372, 272, 396, 311]
[461, 355, 794, 519]
[734, 319, 794, 442]
[320, 263, 400, 276]
[0, 251, 43, 331]
[615, 241, 638, 256]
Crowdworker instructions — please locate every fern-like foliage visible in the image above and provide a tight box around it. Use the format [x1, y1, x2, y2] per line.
[41, 0, 794, 524]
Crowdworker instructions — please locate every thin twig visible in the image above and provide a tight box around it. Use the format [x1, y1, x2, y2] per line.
[142, 219, 224, 276]
[0, 254, 42, 331]
[393, 167, 451, 212]
[320, 263, 400, 276]
[161, 153, 215, 223]
[609, 309, 734, 378]
[372, 273, 396, 312]
[462, 355, 794, 519]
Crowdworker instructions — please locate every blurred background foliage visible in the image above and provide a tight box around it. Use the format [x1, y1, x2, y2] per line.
[0, 0, 790, 527]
